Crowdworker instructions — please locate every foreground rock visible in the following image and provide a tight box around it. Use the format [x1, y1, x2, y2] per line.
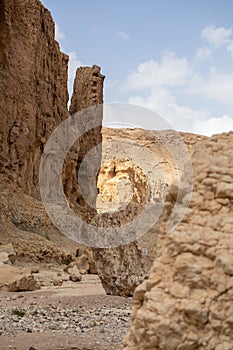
[0, 265, 40, 292]
[124, 132, 233, 350]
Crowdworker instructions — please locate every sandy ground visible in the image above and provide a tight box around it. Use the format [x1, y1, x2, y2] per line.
[0, 272, 133, 350]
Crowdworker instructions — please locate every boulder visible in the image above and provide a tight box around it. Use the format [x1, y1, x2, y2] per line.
[69, 266, 82, 282]
[0, 244, 16, 264]
[0, 265, 40, 292]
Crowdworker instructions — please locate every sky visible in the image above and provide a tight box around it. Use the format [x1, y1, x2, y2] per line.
[41, 0, 233, 136]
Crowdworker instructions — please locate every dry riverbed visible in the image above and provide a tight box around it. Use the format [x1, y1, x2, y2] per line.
[0, 271, 132, 350]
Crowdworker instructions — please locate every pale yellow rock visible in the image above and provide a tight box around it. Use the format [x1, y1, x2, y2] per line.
[93, 129, 206, 296]
[124, 132, 233, 350]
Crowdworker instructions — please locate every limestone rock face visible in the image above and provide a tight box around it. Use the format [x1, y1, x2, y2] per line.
[93, 128, 206, 296]
[124, 132, 233, 350]
[0, 0, 69, 199]
[97, 158, 149, 213]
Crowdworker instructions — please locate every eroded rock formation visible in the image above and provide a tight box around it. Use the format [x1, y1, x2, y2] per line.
[93, 128, 207, 296]
[70, 65, 104, 115]
[124, 132, 233, 350]
[0, 0, 104, 265]
[0, 0, 69, 198]
[64, 65, 105, 209]
[97, 158, 149, 213]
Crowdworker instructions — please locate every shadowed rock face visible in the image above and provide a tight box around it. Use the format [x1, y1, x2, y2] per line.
[0, 0, 104, 263]
[64, 65, 105, 209]
[0, 0, 69, 198]
[124, 132, 233, 350]
[0, 0, 104, 206]
[70, 65, 105, 115]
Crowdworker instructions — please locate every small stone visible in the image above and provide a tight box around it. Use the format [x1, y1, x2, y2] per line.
[53, 279, 63, 286]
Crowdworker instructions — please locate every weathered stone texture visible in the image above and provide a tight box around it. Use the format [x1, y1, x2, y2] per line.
[0, 265, 40, 292]
[64, 65, 105, 209]
[124, 132, 233, 350]
[0, 0, 104, 264]
[70, 65, 104, 115]
[0, 0, 69, 198]
[93, 128, 206, 296]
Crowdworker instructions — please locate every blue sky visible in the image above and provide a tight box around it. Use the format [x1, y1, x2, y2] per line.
[41, 0, 233, 135]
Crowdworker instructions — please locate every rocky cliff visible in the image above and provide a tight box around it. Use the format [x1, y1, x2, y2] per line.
[93, 128, 207, 296]
[64, 65, 105, 209]
[0, 0, 104, 264]
[124, 132, 233, 350]
[0, 0, 69, 198]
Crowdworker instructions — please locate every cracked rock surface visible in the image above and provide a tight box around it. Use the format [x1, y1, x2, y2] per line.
[124, 132, 233, 350]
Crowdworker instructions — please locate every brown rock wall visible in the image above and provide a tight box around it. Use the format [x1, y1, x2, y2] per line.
[0, 0, 69, 198]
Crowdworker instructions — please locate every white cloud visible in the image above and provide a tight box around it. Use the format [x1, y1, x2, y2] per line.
[187, 69, 233, 107]
[201, 24, 232, 47]
[120, 23, 233, 136]
[126, 52, 192, 90]
[129, 87, 233, 136]
[55, 22, 65, 41]
[194, 47, 211, 63]
[193, 115, 233, 136]
[129, 86, 210, 132]
[227, 40, 233, 59]
[115, 31, 130, 40]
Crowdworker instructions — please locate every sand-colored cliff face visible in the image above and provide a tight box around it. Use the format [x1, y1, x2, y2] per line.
[124, 132, 233, 350]
[97, 128, 206, 212]
[97, 158, 149, 213]
[93, 128, 207, 296]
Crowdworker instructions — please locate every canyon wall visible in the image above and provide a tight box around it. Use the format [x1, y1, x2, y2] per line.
[0, 0, 69, 198]
[93, 128, 207, 296]
[124, 132, 233, 350]
[0, 0, 104, 262]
